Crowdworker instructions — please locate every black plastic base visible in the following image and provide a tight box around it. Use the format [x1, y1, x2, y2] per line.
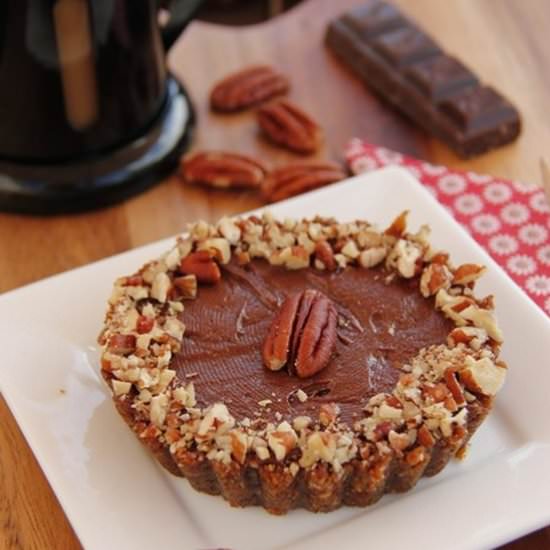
[0, 77, 194, 215]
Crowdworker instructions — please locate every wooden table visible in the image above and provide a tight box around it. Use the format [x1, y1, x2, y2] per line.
[1, 1, 549, 548]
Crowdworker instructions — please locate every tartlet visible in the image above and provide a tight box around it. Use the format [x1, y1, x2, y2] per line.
[98, 211, 506, 514]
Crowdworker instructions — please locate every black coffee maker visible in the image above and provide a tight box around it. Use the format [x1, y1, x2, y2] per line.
[0, 0, 203, 213]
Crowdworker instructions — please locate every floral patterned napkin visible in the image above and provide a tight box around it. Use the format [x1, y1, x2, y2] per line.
[345, 139, 550, 316]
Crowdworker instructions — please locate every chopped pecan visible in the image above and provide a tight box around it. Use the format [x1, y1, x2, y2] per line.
[286, 245, 311, 269]
[359, 247, 386, 268]
[236, 250, 251, 265]
[373, 421, 392, 441]
[420, 263, 452, 297]
[477, 294, 495, 310]
[444, 396, 458, 412]
[173, 274, 197, 298]
[451, 298, 475, 313]
[262, 161, 346, 203]
[448, 327, 473, 345]
[179, 250, 221, 284]
[460, 304, 503, 343]
[108, 334, 136, 355]
[405, 446, 426, 466]
[230, 431, 248, 464]
[417, 424, 435, 447]
[447, 326, 488, 350]
[444, 368, 466, 406]
[197, 237, 231, 264]
[319, 403, 340, 426]
[125, 275, 144, 286]
[342, 240, 360, 259]
[165, 427, 182, 444]
[262, 289, 337, 378]
[388, 430, 410, 452]
[181, 151, 268, 190]
[422, 382, 449, 403]
[257, 99, 323, 154]
[210, 65, 289, 112]
[399, 373, 416, 386]
[450, 425, 467, 446]
[458, 356, 507, 396]
[429, 252, 450, 265]
[385, 210, 409, 238]
[151, 272, 171, 303]
[387, 239, 422, 278]
[379, 402, 403, 420]
[453, 263, 486, 285]
[314, 240, 337, 271]
[112, 380, 132, 397]
[385, 395, 403, 409]
[217, 217, 241, 245]
[136, 315, 154, 334]
[359, 445, 371, 460]
[267, 428, 297, 460]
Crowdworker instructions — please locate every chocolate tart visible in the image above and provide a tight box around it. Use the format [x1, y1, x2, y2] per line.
[98, 212, 507, 514]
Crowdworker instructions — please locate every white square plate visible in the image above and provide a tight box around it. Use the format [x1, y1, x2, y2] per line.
[1, 167, 550, 550]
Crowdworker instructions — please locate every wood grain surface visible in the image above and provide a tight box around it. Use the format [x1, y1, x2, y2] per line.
[1, 1, 550, 548]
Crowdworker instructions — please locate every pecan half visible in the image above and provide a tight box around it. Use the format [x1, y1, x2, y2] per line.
[210, 65, 289, 112]
[181, 151, 268, 190]
[257, 99, 323, 154]
[179, 251, 221, 284]
[262, 161, 346, 203]
[262, 289, 337, 378]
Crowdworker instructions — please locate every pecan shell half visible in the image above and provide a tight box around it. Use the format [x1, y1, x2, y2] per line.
[210, 65, 289, 112]
[262, 289, 337, 378]
[257, 99, 323, 154]
[262, 161, 346, 202]
[181, 151, 268, 190]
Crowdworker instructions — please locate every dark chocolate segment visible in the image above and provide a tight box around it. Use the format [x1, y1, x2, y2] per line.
[342, 1, 406, 38]
[405, 55, 478, 101]
[325, 1, 521, 157]
[372, 26, 440, 68]
[439, 86, 518, 132]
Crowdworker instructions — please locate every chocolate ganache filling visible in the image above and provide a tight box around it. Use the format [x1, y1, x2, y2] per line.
[174, 258, 453, 424]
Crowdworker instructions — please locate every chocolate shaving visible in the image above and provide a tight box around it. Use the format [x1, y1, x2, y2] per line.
[337, 307, 364, 333]
[235, 301, 248, 336]
[222, 262, 280, 309]
[301, 380, 332, 398]
[337, 332, 354, 345]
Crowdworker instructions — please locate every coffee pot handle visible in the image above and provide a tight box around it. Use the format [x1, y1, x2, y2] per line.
[159, 0, 204, 50]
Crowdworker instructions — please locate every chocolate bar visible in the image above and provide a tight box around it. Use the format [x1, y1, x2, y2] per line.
[326, 2, 521, 157]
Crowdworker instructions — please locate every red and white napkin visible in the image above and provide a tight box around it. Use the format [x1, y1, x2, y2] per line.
[345, 139, 550, 317]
